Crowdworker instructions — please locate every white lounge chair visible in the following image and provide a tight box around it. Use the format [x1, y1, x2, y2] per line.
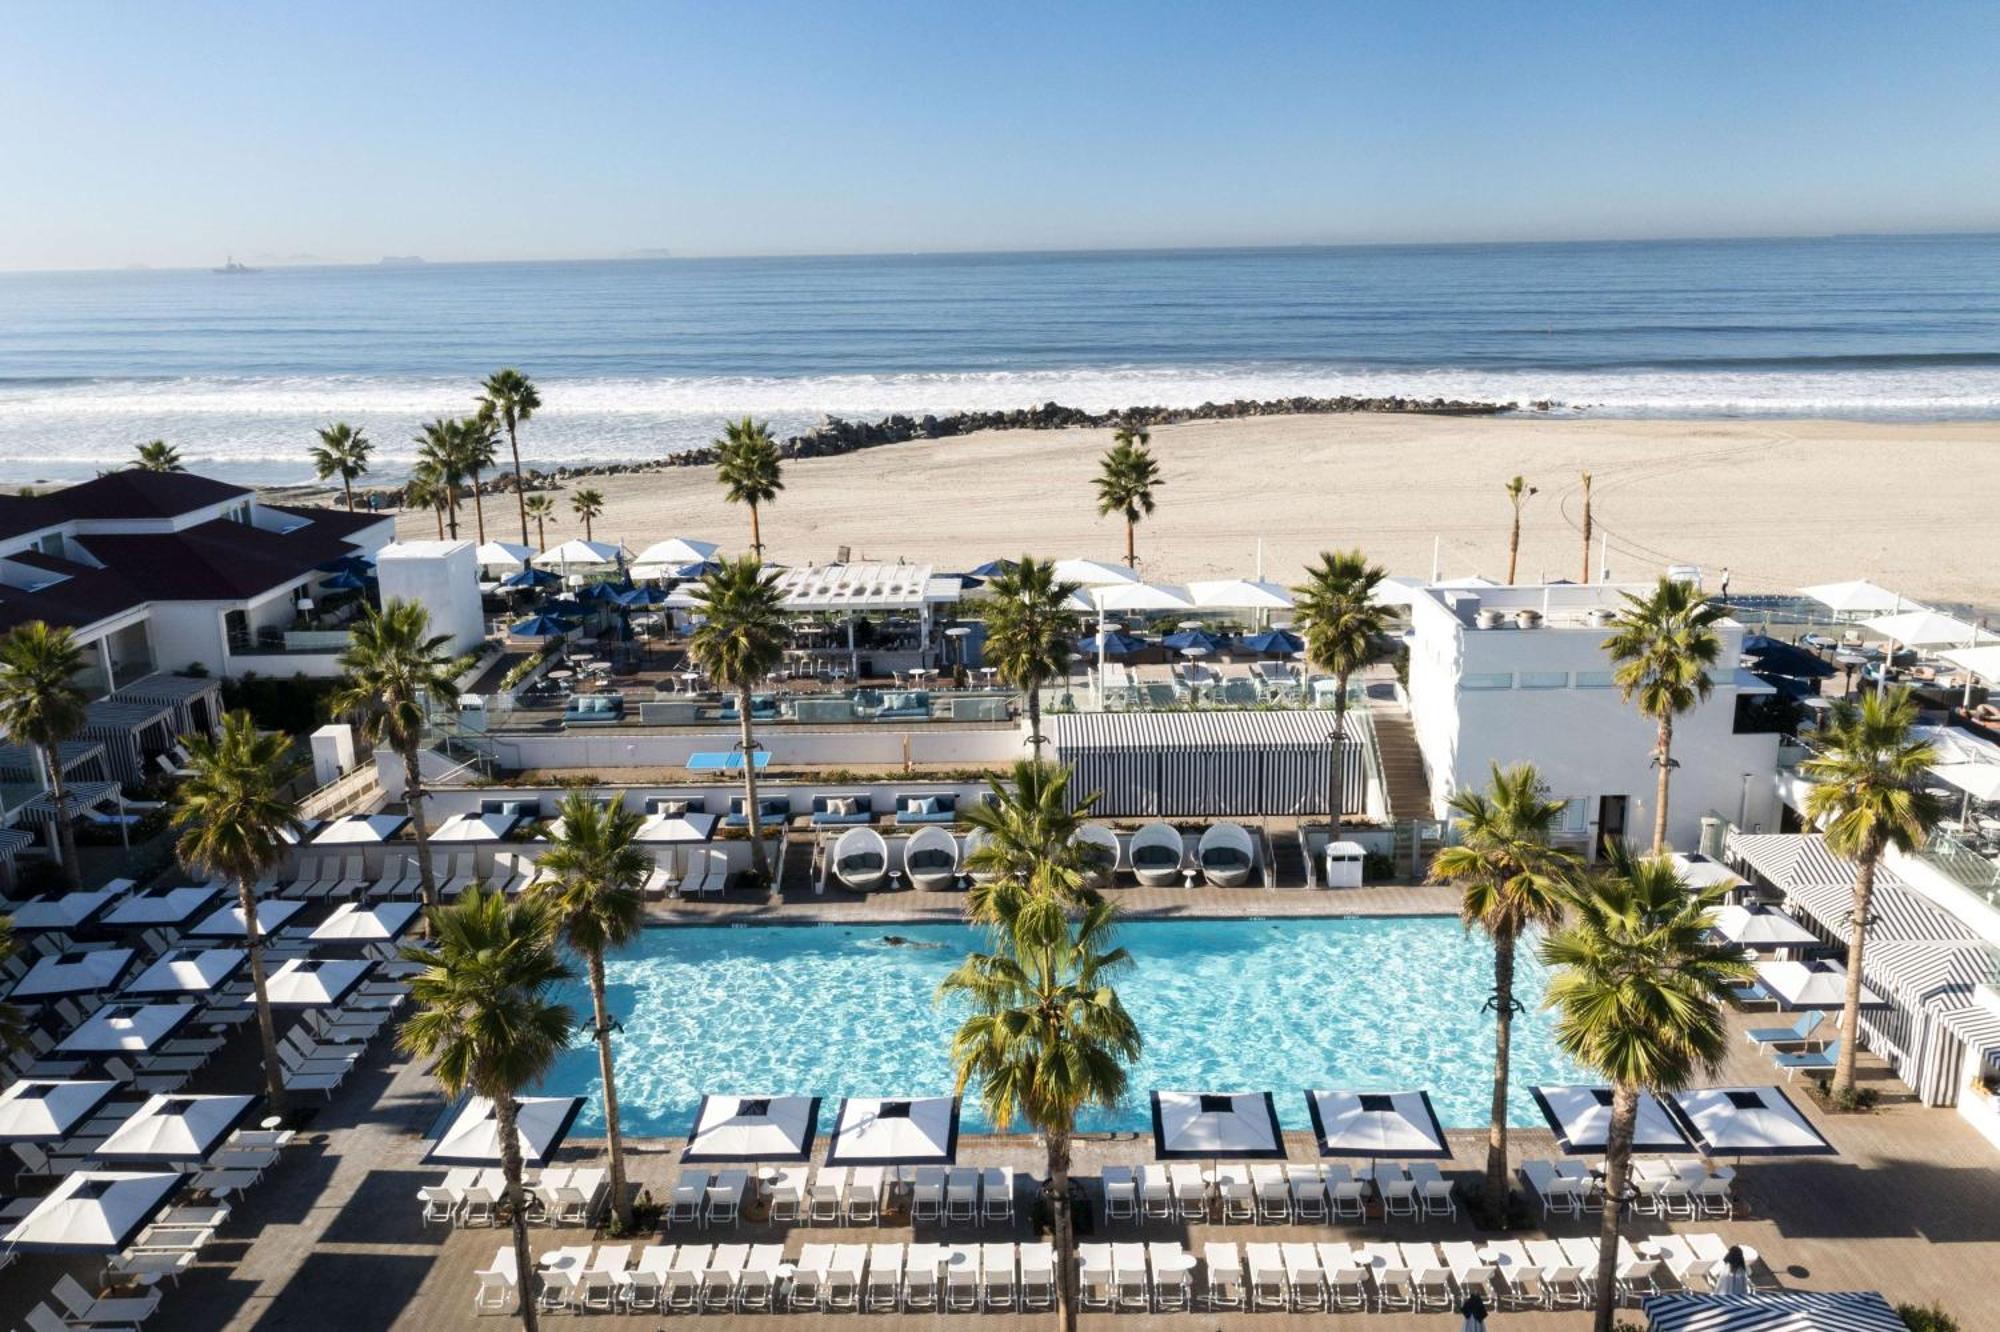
[1128, 821, 1186, 886]
[1019, 1241, 1055, 1312]
[902, 824, 959, 891]
[832, 827, 889, 892]
[1203, 1242, 1243, 1311]
[864, 1242, 904, 1312]
[1197, 822, 1255, 886]
[981, 1242, 1016, 1310]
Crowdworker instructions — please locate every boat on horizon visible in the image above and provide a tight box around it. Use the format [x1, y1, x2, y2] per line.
[213, 255, 257, 274]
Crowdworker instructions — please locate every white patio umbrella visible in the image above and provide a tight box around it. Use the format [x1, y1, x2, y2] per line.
[1, 1170, 185, 1252]
[1151, 1090, 1285, 1160]
[1710, 904, 1820, 950]
[1092, 582, 1196, 612]
[100, 882, 222, 929]
[635, 810, 719, 843]
[1052, 558, 1140, 587]
[0, 1079, 120, 1142]
[533, 538, 629, 571]
[309, 901, 422, 945]
[56, 1002, 199, 1055]
[187, 898, 305, 939]
[1528, 1085, 1693, 1155]
[122, 947, 246, 997]
[1186, 578, 1295, 611]
[1754, 958, 1882, 1011]
[429, 810, 524, 842]
[310, 812, 410, 845]
[474, 540, 536, 572]
[1798, 580, 1912, 616]
[681, 1094, 822, 1163]
[823, 1095, 961, 1166]
[425, 1095, 585, 1168]
[95, 1094, 259, 1164]
[1942, 644, 2000, 683]
[1305, 1089, 1450, 1159]
[1861, 608, 1979, 647]
[6, 881, 130, 931]
[1663, 1085, 1837, 1157]
[1668, 852, 1748, 893]
[9, 948, 138, 1000]
[1932, 763, 2000, 803]
[631, 537, 721, 579]
[263, 957, 374, 1007]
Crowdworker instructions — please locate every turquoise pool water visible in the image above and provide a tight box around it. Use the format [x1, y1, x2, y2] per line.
[541, 916, 1585, 1138]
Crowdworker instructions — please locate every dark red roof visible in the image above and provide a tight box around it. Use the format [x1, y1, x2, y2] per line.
[43, 469, 250, 521]
[0, 551, 148, 635]
[265, 503, 390, 540]
[0, 494, 65, 543]
[78, 515, 368, 602]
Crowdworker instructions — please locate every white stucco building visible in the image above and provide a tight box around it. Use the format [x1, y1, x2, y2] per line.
[1405, 579, 1784, 857]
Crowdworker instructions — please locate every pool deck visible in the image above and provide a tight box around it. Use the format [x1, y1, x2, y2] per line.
[8, 886, 1994, 1331]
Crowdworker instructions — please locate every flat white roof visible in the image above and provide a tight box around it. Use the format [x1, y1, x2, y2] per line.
[772, 563, 959, 612]
[377, 540, 471, 560]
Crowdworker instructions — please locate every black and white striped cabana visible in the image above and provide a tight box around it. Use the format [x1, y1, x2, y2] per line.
[110, 673, 224, 741]
[1045, 712, 1368, 818]
[1726, 834, 1976, 942]
[1641, 1289, 1905, 1331]
[81, 697, 177, 785]
[1858, 939, 2000, 1105]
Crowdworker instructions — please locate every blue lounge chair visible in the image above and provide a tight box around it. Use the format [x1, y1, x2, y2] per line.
[1745, 1011, 1824, 1047]
[1730, 980, 1773, 1007]
[1773, 1039, 1841, 1080]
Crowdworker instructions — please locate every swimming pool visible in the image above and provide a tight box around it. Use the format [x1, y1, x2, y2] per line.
[539, 916, 1585, 1138]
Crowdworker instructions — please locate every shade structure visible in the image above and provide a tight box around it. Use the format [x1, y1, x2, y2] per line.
[1932, 762, 2000, 802]
[1151, 1090, 1285, 1160]
[1076, 629, 1148, 659]
[636, 811, 719, 843]
[1711, 904, 1820, 950]
[10, 948, 138, 1000]
[686, 750, 770, 772]
[631, 537, 720, 574]
[425, 1095, 585, 1168]
[1860, 608, 1979, 647]
[1641, 1290, 1905, 1331]
[264, 957, 373, 1007]
[6, 882, 129, 931]
[317, 570, 368, 593]
[188, 898, 304, 938]
[474, 540, 536, 571]
[501, 566, 562, 591]
[1, 1170, 185, 1252]
[95, 1093, 259, 1164]
[1240, 626, 1304, 655]
[1669, 852, 1748, 893]
[1740, 636, 1836, 679]
[1187, 578, 1295, 611]
[1664, 1086, 1836, 1157]
[0, 1079, 120, 1142]
[615, 584, 669, 608]
[1161, 627, 1227, 654]
[1052, 557, 1140, 586]
[579, 579, 632, 605]
[1755, 958, 1883, 1011]
[1093, 581, 1195, 612]
[967, 559, 1017, 578]
[509, 613, 577, 639]
[1941, 644, 2000, 683]
[429, 810, 524, 842]
[824, 1095, 961, 1166]
[309, 900, 422, 946]
[1798, 580, 1913, 615]
[1528, 1085, 1694, 1154]
[100, 882, 221, 929]
[57, 1002, 199, 1054]
[681, 1094, 822, 1163]
[1305, 1089, 1450, 1159]
[311, 812, 410, 845]
[535, 538, 628, 570]
[122, 947, 246, 997]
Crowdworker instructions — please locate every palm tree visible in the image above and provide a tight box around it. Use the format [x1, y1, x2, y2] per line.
[1291, 550, 1389, 839]
[481, 369, 543, 546]
[415, 419, 468, 539]
[713, 417, 784, 559]
[982, 556, 1080, 759]
[962, 759, 1097, 918]
[405, 464, 449, 539]
[332, 601, 464, 911]
[310, 422, 373, 512]
[569, 488, 605, 542]
[0, 915, 28, 1054]
[1579, 471, 1594, 583]
[460, 412, 500, 546]
[1432, 762, 1580, 1219]
[1504, 475, 1537, 583]
[523, 494, 556, 550]
[530, 793, 646, 1228]
[1540, 847, 1749, 1332]
[399, 888, 573, 1332]
[133, 439, 184, 472]
[172, 711, 301, 1114]
[1602, 576, 1725, 853]
[940, 881, 1140, 1332]
[687, 557, 788, 879]
[1094, 428, 1163, 568]
[1801, 689, 1945, 1099]
[0, 622, 89, 888]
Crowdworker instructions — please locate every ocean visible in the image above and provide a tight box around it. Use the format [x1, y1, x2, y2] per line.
[3, 233, 1999, 486]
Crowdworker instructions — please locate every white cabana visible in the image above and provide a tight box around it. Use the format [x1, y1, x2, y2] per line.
[311, 812, 410, 845]
[0, 1079, 120, 1142]
[1755, 958, 1883, 1011]
[429, 810, 524, 842]
[122, 947, 246, 997]
[1663, 1086, 1836, 1156]
[1711, 904, 1820, 950]
[100, 882, 221, 929]
[56, 1002, 199, 1054]
[263, 957, 373, 1007]
[309, 901, 421, 945]
[1305, 1089, 1450, 1159]
[823, 1095, 961, 1166]
[1, 1170, 185, 1252]
[533, 538, 630, 571]
[474, 541, 537, 572]
[187, 898, 304, 939]
[96, 1093, 259, 1164]
[6, 881, 130, 932]
[1798, 580, 1913, 616]
[635, 810, 719, 844]
[681, 1094, 821, 1163]
[1092, 582, 1195, 612]
[1151, 1090, 1285, 1160]
[1861, 608, 1980, 647]
[1052, 558, 1140, 587]
[9, 948, 137, 1000]
[425, 1094, 585, 1168]
[1187, 578, 1295, 611]
[1528, 1085, 1693, 1155]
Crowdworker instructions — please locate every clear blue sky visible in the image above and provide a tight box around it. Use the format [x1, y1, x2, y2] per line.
[5, 0, 1998, 270]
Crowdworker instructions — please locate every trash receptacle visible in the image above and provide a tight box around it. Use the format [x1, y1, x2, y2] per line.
[1323, 840, 1365, 889]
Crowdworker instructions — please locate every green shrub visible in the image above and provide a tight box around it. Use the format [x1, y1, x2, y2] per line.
[1898, 1302, 1961, 1332]
[221, 673, 340, 736]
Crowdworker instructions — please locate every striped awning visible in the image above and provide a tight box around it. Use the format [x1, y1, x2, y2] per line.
[0, 826, 35, 867]
[1045, 710, 1366, 818]
[1642, 1290, 1905, 1331]
[111, 674, 223, 738]
[1781, 877, 1977, 943]
[0, 741, 107, 780]
[1726, 833, 1913, 891]
[1858, 939, 1998, 1005]
[1934, 1002, 2000, 1059]
[13, 781, 121, 827]
[81, 698, 177, 785]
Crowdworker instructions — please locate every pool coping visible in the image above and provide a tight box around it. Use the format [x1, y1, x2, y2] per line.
[636, 909, 1463, 930]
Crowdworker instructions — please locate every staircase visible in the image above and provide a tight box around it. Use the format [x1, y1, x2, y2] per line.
[1368, 710, 1433, 821]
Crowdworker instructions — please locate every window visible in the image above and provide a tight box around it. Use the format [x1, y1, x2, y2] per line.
[1520, 670, 1569, 690]
[1461, 672, 1515, 690]
[1575, 670, 1617, 688]
[1553, 798, 1588, 833]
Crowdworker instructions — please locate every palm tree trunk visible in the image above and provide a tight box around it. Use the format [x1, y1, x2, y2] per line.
[748, 503, 762, 561]
[43, 743, 81, 889]
[1124, 518, 1135, 568]
[1651, 713, 1675, 854]
[432, 504, 445, 539]
[446, 489, 459, 540]
[509, 424, 529, 546]
[470, 470, 487, 545]
[1508, 513, 1522, 584]
[588, 949, 632, 1228]
[1580, 477, 1593, 582]
[342, 476, 355, 513]
[495, 1091, 541, 1332]
[533, 515, 545, 548]
[1591, 1083, 1639, 1332]
[1831, 851, 1878, 1098]
[1026, 681, 1044, 760]
[238, 873, 287, 1115]
[583, 513, 594, 541]
[1329, 679, 1349, 842]
[737, 691, 767, 878]
[1484, 927, 1516, 1220]
[1048, 1127, 1077, 1332]
[403, 743, 439, 912]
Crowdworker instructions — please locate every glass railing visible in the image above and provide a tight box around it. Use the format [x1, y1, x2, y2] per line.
[1920, 833, 2000, 909]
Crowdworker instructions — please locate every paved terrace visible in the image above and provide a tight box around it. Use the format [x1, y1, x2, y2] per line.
[7, 886, 1992, 1332]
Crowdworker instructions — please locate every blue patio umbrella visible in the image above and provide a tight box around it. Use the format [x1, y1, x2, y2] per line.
[509, 614, 577, 639]
[1240, 627, 1304, 656]
[315, 555, 373, 576]
[317, 571, 368, 593]
[1162, 628, 1227, 654]
[537, 598, 587, 618]
[969, 559, 1018, 578]
[673, 560, 723, 579]
[580, 580, 631, 604]
[616, 585, 667, 608]
[1077, 630, 1148, 659]
[501, 567, 561, 591]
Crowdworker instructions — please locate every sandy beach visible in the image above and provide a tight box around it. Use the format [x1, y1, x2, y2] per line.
[392, 414, 2000, 612]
